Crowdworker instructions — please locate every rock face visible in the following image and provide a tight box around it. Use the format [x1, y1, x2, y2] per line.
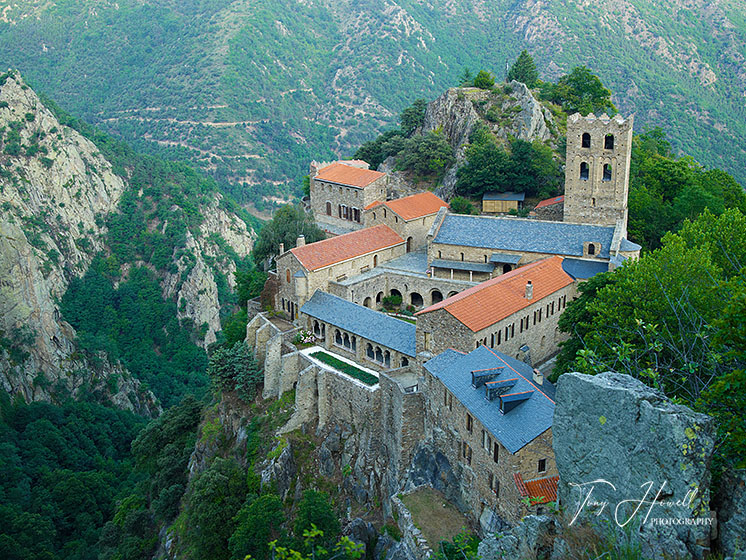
[421, 82, 557, 198]
[0, 71, 255, 409]
[478, 515, 555, 560]
[554, 372, 716, 560]
[713, 469, 746, 560]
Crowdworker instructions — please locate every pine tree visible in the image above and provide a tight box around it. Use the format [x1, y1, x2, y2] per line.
[507, 50, 539, 87]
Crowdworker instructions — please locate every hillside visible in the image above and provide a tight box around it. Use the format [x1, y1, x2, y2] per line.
[0, 71, 256, 410]
[0, 0, 742, 207]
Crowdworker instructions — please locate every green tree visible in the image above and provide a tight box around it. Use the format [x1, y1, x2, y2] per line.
[400, 99, 427, 137]
[458, 67, 474, 86]
[353, 129, 403, 170]
[251, 204, 325, 266]
[449, 196, 477, 215]
[229, 495, 286, 560]
[507, 50, 538, 87]
[185, 458, 247, 560]
[472, 70, 495, 89]
[294, 491, 340, 549]
[396, 130, 454, 182]
[207, 341, 262, 402]
[543, 66, 616, 116]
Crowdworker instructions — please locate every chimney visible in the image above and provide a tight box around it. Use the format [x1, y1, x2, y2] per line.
[278, 242, 285, 255]
[533, 368, 544, 386]
[296, 235, 306, 248]
[525, 280, 533, 300]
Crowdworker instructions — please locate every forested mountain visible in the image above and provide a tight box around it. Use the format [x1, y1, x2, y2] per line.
[0, 0, 742, 209]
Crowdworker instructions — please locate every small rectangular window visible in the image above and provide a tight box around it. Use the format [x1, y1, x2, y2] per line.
[538, 458, 547, 473]
[493, 444, 499, 464]
[466, 414, 473, 433]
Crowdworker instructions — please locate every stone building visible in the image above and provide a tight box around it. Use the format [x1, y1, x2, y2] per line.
[563, 113, 634, 229]
[275, 225, 405, 319]
[482, 192, 525, 214]
[415, 256, 576, 364]
[427, 210, 639, 282]
[300, 290, 416, 371]
[310, 161, 388, 234]
[422, 345, 557, 526]
[364, 191, 448, 251]
[529, 195, 564, 221]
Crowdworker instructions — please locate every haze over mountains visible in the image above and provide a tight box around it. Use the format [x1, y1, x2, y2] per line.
[0, 0, 743, 202]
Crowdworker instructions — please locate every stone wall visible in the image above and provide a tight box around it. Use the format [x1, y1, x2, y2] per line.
[310, 174, 387, 232]
[364, 207, 441, 252]
[531, 202, 564, 221]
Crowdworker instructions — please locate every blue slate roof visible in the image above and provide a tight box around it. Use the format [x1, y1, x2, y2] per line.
[430, 259, 495, 273]
[483, 191, 525, 201]
[301, 290, 416, 357]
[433, 215, 616, 259]
[490, 252, 522, 265]
[424, 345, 555, 453]
[561, 258, 609, 280]
[620, 238, 641, 252]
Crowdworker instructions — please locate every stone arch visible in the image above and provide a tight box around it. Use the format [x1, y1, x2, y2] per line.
[390, 288, 402, 299]
[366, 343, 374, 359]
[410, 292, 423, 307]
[343, 332, 351, 349]
[447, 291, 458, 298]
[603, 163, 612, 182]
[605, 134, 614, 150]
[335, 329, 343, 345]
[406, 237, 413, 252]
[375, 346, 384, 363]
[503, 264, 512, 273]
[376, 291, 384, 304]
[431, 290, 443, 304]
[580, 162, 589, 180]
[581, 132, 591, 148]
[363, 297, 372, 308]
[313, 320, 321, 336]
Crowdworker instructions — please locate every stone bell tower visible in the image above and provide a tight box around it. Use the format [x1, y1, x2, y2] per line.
[563, 113, 634, 231]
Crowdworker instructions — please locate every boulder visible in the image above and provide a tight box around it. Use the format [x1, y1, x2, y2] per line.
[554, 372, 716, 559]
[714, 469, 746, 559]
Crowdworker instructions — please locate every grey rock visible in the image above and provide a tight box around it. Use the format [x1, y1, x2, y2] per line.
[714, 469, 746, 558]
[324, 425, 342, 454]
[343, 517, 377, 548]
[260, 441, 296, 500]
[479, 515, 554, 560]
[554, 372, 716, 560]
[318, 444, 335, 477]
[406, 443, 465, 511]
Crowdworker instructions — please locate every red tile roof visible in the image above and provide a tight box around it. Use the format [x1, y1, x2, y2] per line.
[314, 162, 385, 188]
[384, 192, 448, 221]
[534, 195, 564, 210]
[514, 473, 559, 505]
[290, 224, 404, 271]
[416, 256, 573, 332]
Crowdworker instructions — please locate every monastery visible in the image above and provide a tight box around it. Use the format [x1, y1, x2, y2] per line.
[249, 112, 641, 531]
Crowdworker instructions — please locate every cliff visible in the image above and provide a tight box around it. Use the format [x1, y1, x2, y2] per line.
[0, 71, 256, 411]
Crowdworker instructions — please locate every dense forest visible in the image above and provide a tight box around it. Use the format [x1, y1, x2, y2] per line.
[0, 0, 743, 208]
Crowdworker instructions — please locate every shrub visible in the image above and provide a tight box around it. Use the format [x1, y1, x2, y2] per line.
[382, 294, 402, 310]
[473, 70, 495, 89]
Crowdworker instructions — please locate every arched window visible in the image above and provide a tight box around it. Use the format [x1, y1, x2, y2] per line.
[343, 333, 351, 349]
[605, 134, 614, 150]
[338, 205, 342, 218]
[383, 208, 387, 218]
[460, 252, 464, 261]
[588, 243, 596, 256]
[580, 162, 589, 180]
[335, 330, 343, 345]
[375, 347, 384, 363]
[363, 297, 372, 308]
[326, 201, 332, 215]
[401, 357, 409, 367]
[384, 351, 391, 368]
[351, 337, 357, 352]
[582, 132, 591, 148]
[431, 290, 443, 304]
[373, 255, 378, 267]
[603, 164, 612, 182]
[286, 269, 291, 283]
[372, 212, 376, 221]
[366, 344, 374, 359]
[406, 237, 412, 252]
[313, 320, 321, 336]
[591, 197, 596, 207]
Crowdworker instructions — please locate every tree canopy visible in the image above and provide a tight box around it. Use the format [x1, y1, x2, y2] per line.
[251, 204, 326, 266]
[540, 66, 615, 116]
[507, 50, 538, 88]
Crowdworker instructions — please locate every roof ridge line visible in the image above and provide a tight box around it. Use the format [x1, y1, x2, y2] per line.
[483, 346, 555, 404]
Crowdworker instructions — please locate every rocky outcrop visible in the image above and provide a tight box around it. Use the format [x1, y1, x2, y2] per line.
[554, 372, 716, 560]
[478, 515, 556, 560]
[713, 470, 746, 560]
[421, 82, 556, 198]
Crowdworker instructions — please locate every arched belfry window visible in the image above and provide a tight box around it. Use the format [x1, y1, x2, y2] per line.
[605, 134, 614, 150]
[581, 133, 591, 148]
[580, 162, 590, 180]
[603, 164, 612, 182]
